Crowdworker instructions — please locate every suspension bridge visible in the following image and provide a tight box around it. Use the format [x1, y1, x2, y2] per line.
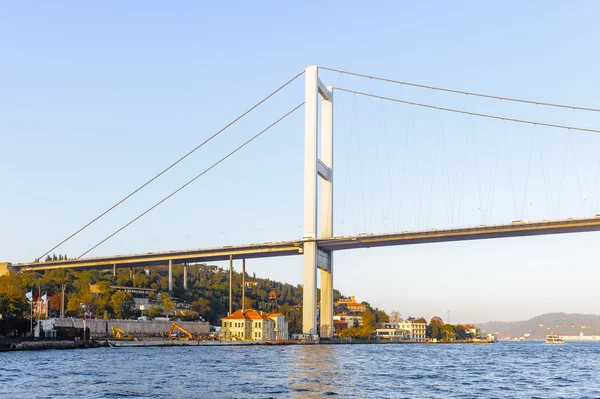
[3, 65, 600, 337]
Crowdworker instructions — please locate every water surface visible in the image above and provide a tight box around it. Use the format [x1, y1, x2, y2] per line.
[1, 342, 599, 398]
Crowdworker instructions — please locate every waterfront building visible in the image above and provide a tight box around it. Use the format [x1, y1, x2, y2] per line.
[221, 309, 288, 341]
[333, 313, 363, 328]
[375, 326, 410, 340]
[334, 320, 349, 335]
[465, 327, 479, 337]
[268, 290, 278, 301]
[111, 286, 157, 296]
[268, 313, 289, 340]
[244, 280, 258, 289]
[376, 320, 427, 342]
[334, 296, 367, 313]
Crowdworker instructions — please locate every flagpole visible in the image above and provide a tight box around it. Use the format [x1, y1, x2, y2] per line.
[36, 286, 41, 338]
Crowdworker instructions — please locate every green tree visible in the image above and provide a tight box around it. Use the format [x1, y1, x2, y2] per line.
[429, 316, 445, 328]
[389, 310, 402, 322]
[146, 305, 163, 319]
[373, 309, 389, 325]
[160, 293, 176, 313]
[191, 298, 212, 320]
[442, 324, 456, 341]
[110, 291, 135, 319]
[360, 308, 376, 338]
[0, 272, 28, 316]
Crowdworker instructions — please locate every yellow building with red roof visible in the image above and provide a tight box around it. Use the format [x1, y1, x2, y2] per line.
[221, 309, 288, 341]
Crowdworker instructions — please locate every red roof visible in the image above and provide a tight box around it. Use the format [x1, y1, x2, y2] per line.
[222, 308, 272, 321]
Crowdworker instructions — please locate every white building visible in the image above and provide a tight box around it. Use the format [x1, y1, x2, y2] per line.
[268, 313, 289, 340]
[376, 321, 427, 342]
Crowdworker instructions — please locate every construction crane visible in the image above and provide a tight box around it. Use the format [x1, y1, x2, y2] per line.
[168, 322, 194, 341]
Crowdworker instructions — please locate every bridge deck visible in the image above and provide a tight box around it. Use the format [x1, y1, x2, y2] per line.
[11, 217, 600, 272]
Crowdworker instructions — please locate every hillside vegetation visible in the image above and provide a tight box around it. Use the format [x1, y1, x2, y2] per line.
[0, 262, 384, 335]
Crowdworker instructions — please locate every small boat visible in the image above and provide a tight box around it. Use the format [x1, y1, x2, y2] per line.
[545, 334, 564, 344]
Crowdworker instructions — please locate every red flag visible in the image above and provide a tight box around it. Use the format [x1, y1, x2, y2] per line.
[33, 290, 40, 300]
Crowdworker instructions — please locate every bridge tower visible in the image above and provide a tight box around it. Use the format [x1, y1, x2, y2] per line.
[303, 65, 334, 338]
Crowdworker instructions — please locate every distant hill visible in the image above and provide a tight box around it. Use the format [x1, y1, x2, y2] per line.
[476, 313, 600, 340]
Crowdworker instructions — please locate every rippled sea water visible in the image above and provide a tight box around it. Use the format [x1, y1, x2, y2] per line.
[1, 342, 599, 398]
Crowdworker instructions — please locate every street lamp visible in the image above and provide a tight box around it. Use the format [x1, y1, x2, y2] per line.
[80, 303, 88, 342]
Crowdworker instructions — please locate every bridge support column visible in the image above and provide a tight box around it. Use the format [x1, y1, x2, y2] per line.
[168, 259, 173, 291]
[241, 259, 246, 311]
[183, 264, 188, 290]
[112, 264, 116, 276]
[302, 65, 334, 337]
[228, 255, 233, 316]
[129, 267, 133, 279]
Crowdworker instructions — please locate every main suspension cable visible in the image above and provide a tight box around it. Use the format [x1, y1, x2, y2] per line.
[333, 87, 600, 134]
[37, 69, 305, 262]
[77, 102, 304, 259]
[320, 66, 600, 112]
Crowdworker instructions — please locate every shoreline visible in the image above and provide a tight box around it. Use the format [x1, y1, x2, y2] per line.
[0, 338, 494, 351]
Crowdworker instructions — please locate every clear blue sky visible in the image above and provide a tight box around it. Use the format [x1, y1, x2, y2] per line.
[2, 1, 600, 323]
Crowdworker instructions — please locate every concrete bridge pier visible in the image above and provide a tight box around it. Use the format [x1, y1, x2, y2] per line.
[302, 65, 334, 337]
[183, 264, 188, 290]
[168, 259, 173, 291]
[112, 263, 116, 276]
[241, 258, 246, 310]
[228, 255, 233, 316]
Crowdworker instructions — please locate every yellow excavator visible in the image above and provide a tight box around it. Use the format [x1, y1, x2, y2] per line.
[111, 326, 131, 340]
[168, 322, 194, 341]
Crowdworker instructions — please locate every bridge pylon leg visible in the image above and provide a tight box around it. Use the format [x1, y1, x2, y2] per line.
[320, 268, 333, 338]
[302, 243, 318, 335]
[319, 73, 334, 339]
[302, 65, 334, 337]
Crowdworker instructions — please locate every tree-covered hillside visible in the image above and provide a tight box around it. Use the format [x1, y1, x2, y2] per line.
[0, 262, 347, 334]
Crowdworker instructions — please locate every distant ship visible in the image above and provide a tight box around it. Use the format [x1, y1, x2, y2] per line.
[545, 334, 564, 344]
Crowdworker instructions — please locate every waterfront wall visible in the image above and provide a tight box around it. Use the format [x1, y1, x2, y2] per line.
[41, 318, 210, 338]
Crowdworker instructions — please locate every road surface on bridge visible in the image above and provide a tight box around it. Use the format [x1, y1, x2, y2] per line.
[10, 216, 600, 273]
